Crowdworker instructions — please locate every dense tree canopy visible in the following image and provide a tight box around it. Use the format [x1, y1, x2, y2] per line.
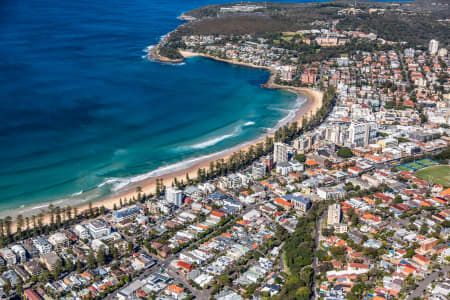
[337, 147, 353, 158]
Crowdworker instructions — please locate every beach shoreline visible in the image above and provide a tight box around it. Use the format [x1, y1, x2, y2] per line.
[2, 50, 323, 231]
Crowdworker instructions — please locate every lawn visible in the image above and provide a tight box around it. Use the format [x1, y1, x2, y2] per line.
[397, 165, 412, 172]
[415, 165, 450, 188]
[417, 158, 439, 167]
[405, 162, 423, 170]
[281, 32, 299, 41]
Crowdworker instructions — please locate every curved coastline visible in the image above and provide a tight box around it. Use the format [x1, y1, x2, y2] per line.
[1, 47, 323, 232]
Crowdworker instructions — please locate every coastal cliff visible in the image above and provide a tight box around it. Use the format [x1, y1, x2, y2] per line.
[147, 32, 185, 63]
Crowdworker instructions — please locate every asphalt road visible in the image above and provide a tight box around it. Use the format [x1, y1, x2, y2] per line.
[406, 265, 450, 300]
[106, 202, 259, 299]
[311, 212, 325, 300]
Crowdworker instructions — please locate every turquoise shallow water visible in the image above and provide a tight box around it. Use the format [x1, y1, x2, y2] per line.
[0, 0, 401, 211]
[0, 0, 305, 211]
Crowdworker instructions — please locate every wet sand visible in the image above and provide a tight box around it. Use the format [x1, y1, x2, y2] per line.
[3, 51, 323, 232]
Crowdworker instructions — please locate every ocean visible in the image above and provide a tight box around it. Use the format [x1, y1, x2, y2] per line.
[0, 0, 396, 212]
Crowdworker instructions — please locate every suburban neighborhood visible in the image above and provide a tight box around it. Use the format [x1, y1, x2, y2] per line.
[3, 1, 450, 300]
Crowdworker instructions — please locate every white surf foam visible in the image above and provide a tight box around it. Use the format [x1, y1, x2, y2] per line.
[114, 149, 128, 156]
[97, 148, 235, 194]
[71, 190, 83, 196]
[32, 204, 49, 210]
[190, 133, 234, 149]
[143, 45, 155, 52]
[159, 34, 168, 42]
[181, 120, 255, 150]
[94, 93, 308, 195]
[273, 94, 307, 128]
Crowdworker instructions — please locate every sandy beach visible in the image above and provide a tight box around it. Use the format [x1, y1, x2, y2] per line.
[3, 50, 323, 232]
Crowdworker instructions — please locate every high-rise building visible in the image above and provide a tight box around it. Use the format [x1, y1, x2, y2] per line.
[281, 65, 293, 81]
[348, 122, 377, 147]
[325, 125, 342, 145]
[429, 40, 439, 55]
[165, 187, 183, 206]
[85, 220, 111, 239]
[32, 237, 53, 255]
[262, 155, 274, 172]
[438, 48, 448, 57]
[404, 48, 415, 58]
[0, 248, 16, 265]
[11, 245, 27, 263]
[273, 142, 288, 164]
[327, 204, 341, 227]
[252, 161, 267, 179]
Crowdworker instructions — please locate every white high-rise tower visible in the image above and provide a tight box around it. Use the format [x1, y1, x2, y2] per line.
[273, 142, 288, 164]
[429, 40, 439, 55]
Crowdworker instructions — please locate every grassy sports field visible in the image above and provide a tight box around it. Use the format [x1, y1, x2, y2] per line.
[405, 162, 423, 170]
[415, 165, 450, 188]
[416, 158, 439, 167]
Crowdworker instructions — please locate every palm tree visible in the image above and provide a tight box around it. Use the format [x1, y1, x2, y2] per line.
[73, 207, 78, 220]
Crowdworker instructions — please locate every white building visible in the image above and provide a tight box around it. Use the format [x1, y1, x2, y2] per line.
[281, 65, 294, 81]
[275, 162, 292, 176]
[0, 248, 16, 265]
[348, 122, 377, 147]
[112, 206, 140, 223]
[438, 48, 448, 57]
[165, 187, 183, 206]
[86, 220, 111, 239]
[274, 142, 288, 164]
[73, 224, 89, 239]
[32, 237, 53, 255]
[327, 204, 342, 226]
[10, 245, 26, 263]
[48, 232, 70, 252]
[325, 124, 343, 145]
[317, 187, 346, 200]
[429, 39, 439, 55]
[252, 162, 266, 179]
[198, 182, 216, 194]
[243, 209, 261, 222]
[227, 174, 242, 189]
[91, 239, 109, 253]
[289, 160, 304, 172]
[404, 48, 415, 58]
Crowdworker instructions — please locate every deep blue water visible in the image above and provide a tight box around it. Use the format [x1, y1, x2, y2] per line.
[0, 0, 401, 211]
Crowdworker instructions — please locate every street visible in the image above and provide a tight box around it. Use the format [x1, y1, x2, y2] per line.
[311, 212, 325, 300]
[106, 202, 260, 299]
[406, 265, 450, 300]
